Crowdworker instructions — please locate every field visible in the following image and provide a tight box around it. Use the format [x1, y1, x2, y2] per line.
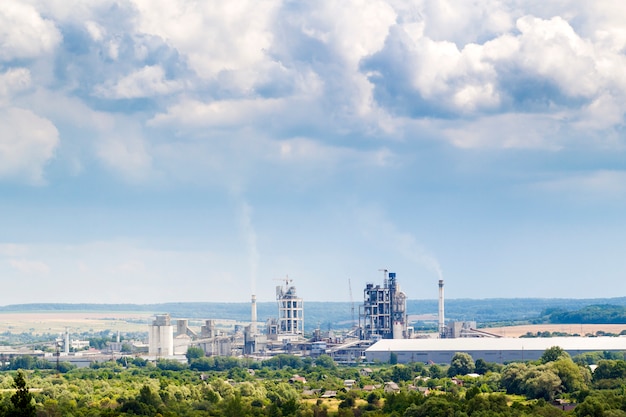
[483, 323, 626, 337]
[0, 312, 153, 335]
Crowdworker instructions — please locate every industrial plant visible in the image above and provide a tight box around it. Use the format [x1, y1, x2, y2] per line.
[1, 269, 621, 368]
[139, 269, 626, 365]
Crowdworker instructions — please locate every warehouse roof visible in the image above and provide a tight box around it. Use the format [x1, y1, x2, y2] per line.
[366, 336, 626, 353]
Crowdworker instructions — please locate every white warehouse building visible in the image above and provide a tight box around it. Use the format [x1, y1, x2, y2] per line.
[365, 337, 626, 364]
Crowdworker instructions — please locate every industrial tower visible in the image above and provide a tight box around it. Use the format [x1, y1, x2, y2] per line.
[360, 270, 407, 340]
[276, 278, 304, 335]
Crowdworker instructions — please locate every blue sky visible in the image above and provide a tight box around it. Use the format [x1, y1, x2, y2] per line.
[1, 0, 625, 304]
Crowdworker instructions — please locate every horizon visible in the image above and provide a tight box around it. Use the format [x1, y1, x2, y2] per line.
[2, 295, 626, 309]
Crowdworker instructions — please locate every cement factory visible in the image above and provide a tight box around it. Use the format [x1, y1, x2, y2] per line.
[145, 269, 626, 365]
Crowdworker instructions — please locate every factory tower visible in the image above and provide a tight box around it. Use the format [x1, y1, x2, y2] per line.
[360, 270, 407, 340]
[276, 278, 304, 335]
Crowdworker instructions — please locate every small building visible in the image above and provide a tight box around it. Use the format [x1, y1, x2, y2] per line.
[321, 391, 337, 398]
[360, 367, 373, 376]
[289, 375, 307, 384]
[384, 382, 400, 393]
[344, 380, 357, 389]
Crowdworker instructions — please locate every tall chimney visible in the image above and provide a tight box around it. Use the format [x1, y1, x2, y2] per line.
[251, 294, 257, 335]
[438, 280, 445, 338]
[64, 328, 70, 355]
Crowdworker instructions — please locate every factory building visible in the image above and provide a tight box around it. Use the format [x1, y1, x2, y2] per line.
[360, 271, 408, 340]
[276, 279, 304, 337]
[148, 314, 174, 357]
[365, 337, 626, 364]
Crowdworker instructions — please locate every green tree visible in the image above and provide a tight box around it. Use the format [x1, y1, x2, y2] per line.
[404, 395, 461, 417]
[500, 362, 529, 395]
[575, 396, 605, 417]
[266, 382, 300, 416]
[391, 365, 413, 382]
[185, 346, 205, 364]
[9, 370, 36, 417]
[523, 366, 562, 401]
[448, 352, 475, 377]
[315, 354, 336, 369]
[541, 346, 569, 363]
[593, 360, 626, 382]
[429, 364, 444, 379]
[550, 357, 589, 393]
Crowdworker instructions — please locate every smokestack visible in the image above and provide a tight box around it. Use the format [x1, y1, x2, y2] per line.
[251, 294, 257, 335]
[64, 328, 70, 355]
[438, 280, 445, 338]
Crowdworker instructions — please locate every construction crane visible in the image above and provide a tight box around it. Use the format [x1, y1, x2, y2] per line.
[273, 276, 292, 296]
[273, 275, 292, 288]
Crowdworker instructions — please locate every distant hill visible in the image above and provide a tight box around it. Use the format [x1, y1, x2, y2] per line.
[2, 297, 626, 332]
[543, 304, 626, 324]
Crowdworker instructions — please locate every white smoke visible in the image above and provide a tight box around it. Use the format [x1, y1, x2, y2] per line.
[239, 201, 260, 295]
[358, 206, 443, 281]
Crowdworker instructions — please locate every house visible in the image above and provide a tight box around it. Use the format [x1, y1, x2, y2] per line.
[409, 386, 430, 395]
[302, 389, 322, 397]
[344, 379, 357, 390]
[321, 391, 337, 398]
[360, 367, 373, 376]
[384, 382, 400, 393]
[289, 375, 307, 384]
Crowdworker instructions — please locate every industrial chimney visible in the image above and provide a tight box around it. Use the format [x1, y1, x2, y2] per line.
[64, 328, 70, 355]
[251, 294, 257, 335]
[438, 280, 445, 338]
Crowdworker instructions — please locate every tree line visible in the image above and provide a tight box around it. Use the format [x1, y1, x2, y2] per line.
[1, 345, 626, 416]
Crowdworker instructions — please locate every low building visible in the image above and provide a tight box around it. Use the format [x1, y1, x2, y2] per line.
[365, 337, 626, 364]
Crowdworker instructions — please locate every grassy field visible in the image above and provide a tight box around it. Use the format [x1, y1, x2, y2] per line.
[0, 312, 153, 335]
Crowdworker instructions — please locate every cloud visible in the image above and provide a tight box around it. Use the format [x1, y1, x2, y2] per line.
[439, 113, 566, 150]
[0, 244, 28, 257]
[94, 65, 184, 99]
[96, 133, 152, 182]
[357, 205, 443, 279]
[132, 0, 279, 89]
[0, 1, 61, 60]
[0, 68, 32, 103]
[149, 97, 286, 130]
[117, 260, 145, 274]
[2, 0, 625, 188]
[0, 107, 59, 184]
[532, 170, 626, 202]
[9, 259, 50, 274]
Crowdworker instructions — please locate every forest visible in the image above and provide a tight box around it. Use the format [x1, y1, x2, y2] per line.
[1, 346, 626, 416]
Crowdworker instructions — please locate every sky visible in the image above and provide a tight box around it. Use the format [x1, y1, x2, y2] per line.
[1, 0, 625, 305]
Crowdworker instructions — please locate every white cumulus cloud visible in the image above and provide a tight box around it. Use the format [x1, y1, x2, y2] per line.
[0, 1, 61, 60]
[95, 65, 184, 99]
[0, 108, 59, 184]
